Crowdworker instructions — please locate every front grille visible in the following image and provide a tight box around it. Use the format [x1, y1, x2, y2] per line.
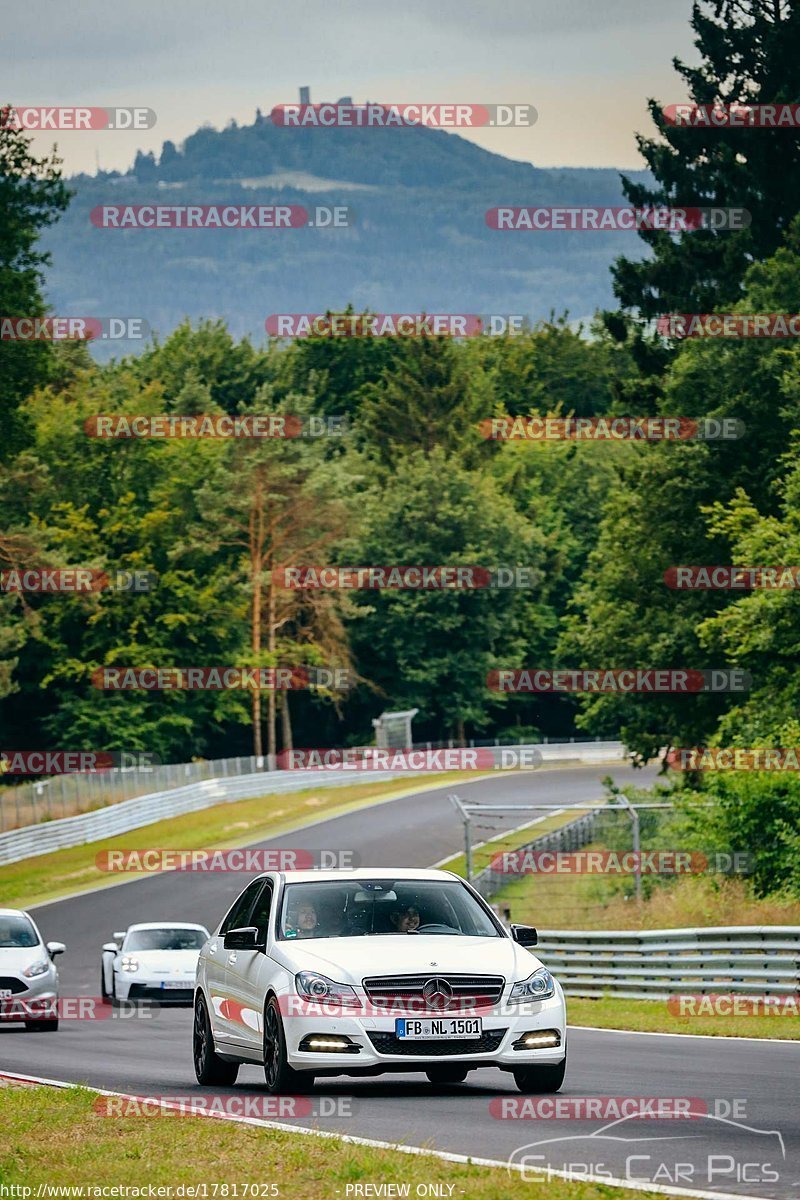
[127, 984, 193, 1004]
[363, 974, 504, 1011]
[0, 977, 27, 995]
[367, 1029, 507, 1056]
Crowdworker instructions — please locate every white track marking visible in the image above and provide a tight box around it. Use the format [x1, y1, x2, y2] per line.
[569, 1024, 800, 1045]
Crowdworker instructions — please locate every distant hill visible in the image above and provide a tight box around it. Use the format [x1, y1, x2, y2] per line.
[41, 110, 650, 356]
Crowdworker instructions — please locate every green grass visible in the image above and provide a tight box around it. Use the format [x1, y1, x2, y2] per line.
[568, 995, 800, 1039]
[0, 1082, 668, 1199]
[0, 772, 477, 910]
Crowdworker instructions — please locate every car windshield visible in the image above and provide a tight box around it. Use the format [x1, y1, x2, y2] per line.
[124, 928, 207, 951]
[278, 880, 501, 941]
[0, 915, 39, 948]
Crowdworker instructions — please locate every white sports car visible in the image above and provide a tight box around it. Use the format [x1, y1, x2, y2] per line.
[194, 868, 566, 1093]
[102, 922, 210, 1005]
[0, 908, 65, 1031]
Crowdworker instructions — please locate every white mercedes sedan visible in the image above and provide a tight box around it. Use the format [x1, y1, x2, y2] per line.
[0, 908, 65, 1031]
[102, 922, 210, 1005]
[194, 869, 566, 1093]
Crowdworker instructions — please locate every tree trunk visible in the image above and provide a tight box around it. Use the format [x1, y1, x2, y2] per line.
[281, 692, 294, 757]
[267, 552, 277, 768]
[251, 568, 262, 759]
[456, 717, 466, 746]
[250, 478, 263, 759]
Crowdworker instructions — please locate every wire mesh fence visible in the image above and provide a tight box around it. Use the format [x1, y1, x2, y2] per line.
[0, 755, 265, 832]
[0, 734, 613, 833]
[461, 801, 746, 931]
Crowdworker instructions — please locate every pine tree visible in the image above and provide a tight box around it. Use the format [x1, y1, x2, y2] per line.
[613, 0, 800, 318]
[357, 335, 488, 465]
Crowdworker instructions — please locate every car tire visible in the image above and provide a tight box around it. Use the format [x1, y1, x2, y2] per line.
[513, 1054, 567, 1094]
[193, 993, 239, 1087]
[263, 997, 315, 1094]
[425, 1065, 469, 1085]
[25, 1019, 59, 1032]
[101, 965, 110, 1003]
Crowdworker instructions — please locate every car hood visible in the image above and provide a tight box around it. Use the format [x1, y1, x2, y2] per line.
[271, 934, 542, 985]
[0, 946, 48, 976]
[116, 950, 200, 972]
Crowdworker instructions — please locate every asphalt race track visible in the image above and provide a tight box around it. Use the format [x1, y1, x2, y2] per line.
[2, 764, 798, 1200]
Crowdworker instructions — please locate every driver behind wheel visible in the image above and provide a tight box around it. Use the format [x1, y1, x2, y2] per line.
[285, 901, 319, 939]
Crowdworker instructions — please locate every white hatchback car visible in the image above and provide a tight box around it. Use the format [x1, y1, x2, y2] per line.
[102, 922, 209, 1005]
[0, 908, 65, 1031]
[194, 869, 566, 1093]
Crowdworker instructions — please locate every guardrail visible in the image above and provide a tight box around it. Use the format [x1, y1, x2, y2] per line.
[0, 768, 404, 867]
[534, 926, 800, 999]
[0, 740, 626, 867]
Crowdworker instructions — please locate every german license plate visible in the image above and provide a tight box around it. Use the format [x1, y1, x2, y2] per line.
[396, 1017, 482, 1039]
[160, 981, 187, 989]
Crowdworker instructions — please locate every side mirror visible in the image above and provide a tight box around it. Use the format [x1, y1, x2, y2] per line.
[102, 942, 119, 954]
[113, 931, 126, 942]
[46, 941, 66, 957]
[511, 924, 538, 947]
[223, 926, 261, 951]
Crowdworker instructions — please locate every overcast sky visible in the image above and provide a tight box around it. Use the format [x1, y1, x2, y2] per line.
[4, 0, 697, 176]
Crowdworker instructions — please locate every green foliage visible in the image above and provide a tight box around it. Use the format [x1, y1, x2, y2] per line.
[566, 222, 800, 762]
[0, 119, 71, 459]
[614, 0, 800, 316]
[345, 445, 556, 735]
[673, 771, 800, 900]
[3, 2, 800, 904]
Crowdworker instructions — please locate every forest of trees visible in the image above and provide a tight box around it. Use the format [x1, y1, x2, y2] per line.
[2, 3, 800, 893]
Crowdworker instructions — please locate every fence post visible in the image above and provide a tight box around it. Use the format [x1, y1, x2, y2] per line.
[465, 817, 473, 884]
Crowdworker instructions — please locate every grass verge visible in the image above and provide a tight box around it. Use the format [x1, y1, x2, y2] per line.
[0, 1082, 666, 1199]
[568, 996, 800, 1040]
[488, 839, 800, 930]
[0, 772, 476, 911]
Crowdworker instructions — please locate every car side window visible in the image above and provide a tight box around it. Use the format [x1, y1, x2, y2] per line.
[220, 880, 262, 935]
[249, 882, 274, 942]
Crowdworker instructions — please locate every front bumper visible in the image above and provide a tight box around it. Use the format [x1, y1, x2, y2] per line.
[282, 991, 566, 1073]
[115, 975, 195, 1005]
[0, 970, 58, 1022]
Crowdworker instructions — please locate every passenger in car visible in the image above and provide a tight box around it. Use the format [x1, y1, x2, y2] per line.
[389, 905, 421, 933]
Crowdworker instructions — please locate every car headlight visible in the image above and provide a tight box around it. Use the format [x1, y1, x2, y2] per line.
[509, 968, 556, 1002]
[295, 971, 360, 1007]
[120, 957, 140, 972]
[22, 958, 50, 978]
